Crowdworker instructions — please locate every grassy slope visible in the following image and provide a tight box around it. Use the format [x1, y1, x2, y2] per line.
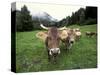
[16, 24, 97, 72]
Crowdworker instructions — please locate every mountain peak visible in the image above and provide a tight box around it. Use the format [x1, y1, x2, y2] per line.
[32, 11, 58, 22]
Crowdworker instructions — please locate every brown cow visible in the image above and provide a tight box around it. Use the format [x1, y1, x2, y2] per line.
[61, 29, 76, 50]
[74, 28, 82, 41]
[37, 24, 65, 62]
[86, 31, 97, 37]
[45, 27, 60, 62]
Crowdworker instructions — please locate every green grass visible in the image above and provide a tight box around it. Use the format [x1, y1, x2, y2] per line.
[16, 24, 97, 72]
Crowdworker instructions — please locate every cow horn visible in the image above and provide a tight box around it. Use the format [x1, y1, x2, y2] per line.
[40, 24, 49, 30]
[58, 26, 66, 30]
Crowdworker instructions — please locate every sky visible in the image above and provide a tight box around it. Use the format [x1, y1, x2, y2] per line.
[16, 2, 86, 21]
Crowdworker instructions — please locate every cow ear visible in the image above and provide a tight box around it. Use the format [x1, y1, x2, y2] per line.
[36, 31, 48, 41]
[58, 30, 68, 40]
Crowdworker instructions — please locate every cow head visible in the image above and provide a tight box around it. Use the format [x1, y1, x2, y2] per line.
[59, 28, 76, 50]
[46, 27, 61, 57]
[67, 29, 75, 44]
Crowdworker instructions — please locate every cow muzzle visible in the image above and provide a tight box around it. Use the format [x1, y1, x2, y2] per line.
[70, 39, 75, 44]
[49, 48, 60, 56]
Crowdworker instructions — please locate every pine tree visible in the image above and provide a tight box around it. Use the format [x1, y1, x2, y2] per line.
[20, 5, 33, 31]
[79, 8, 85, 25]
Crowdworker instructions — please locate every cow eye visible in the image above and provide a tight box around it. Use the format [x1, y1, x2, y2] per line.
[51, 50, 53, 53]
[48, 37, 52, 40]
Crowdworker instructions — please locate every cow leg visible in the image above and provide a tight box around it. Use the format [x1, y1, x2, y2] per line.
[53, 55, 57, 64]
[66, 41, 70, 50]
[69, 44, 72, 50]
[67, 43, 72, 50]
[65, 43, 68, 50]
[54, 57, 57, 64]
[47, 49, 51, 62]
[76, 36, 79, 41]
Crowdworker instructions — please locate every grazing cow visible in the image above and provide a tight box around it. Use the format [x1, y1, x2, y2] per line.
[74, 28, 82, 41]
[36, 24, 65, 62]
[86, 31, 97, 37]
[65, 29, 76, 50]
[59, 28, 76, 50]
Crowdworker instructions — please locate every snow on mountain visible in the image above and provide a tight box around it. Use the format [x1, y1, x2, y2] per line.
[32, 11, 58, 22]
